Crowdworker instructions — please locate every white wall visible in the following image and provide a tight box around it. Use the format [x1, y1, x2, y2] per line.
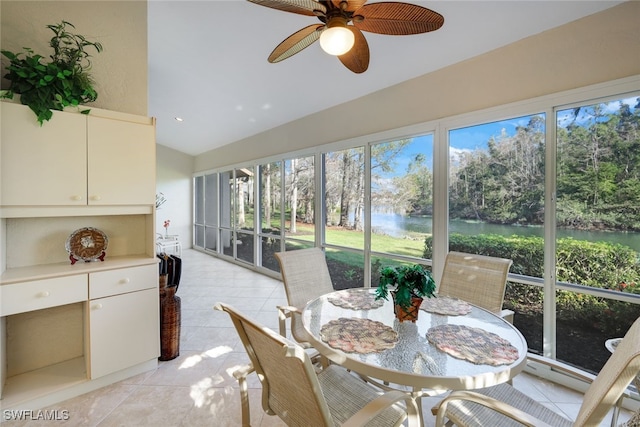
[0, 0, 148, 116]
[156, 144, 195, 250]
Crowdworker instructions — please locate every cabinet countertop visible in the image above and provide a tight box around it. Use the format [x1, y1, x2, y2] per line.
[1, 255, 159, 285]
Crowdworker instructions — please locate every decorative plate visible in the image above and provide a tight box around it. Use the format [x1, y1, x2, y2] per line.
[65, 227, 108, 263]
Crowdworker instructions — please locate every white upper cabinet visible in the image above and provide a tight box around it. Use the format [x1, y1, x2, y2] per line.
[1, 102, 87, 206]
[1, 101, 155, 208]
[88, 116, 155, 205]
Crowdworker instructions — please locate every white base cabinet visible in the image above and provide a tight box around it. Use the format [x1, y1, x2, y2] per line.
[0, 101, 159, 410]
[87, 264, 159, 379]
[88, 288, 159, 379]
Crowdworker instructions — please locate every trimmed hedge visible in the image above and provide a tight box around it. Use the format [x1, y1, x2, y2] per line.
[424, 233, 640, 335]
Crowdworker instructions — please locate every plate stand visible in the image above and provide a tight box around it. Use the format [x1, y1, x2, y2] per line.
[69, 251, 106, 265]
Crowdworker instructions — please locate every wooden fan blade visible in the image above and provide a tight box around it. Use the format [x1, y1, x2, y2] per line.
[268, 24, 324, 63]
[353, 2, 444, 35]
[331, 0, 366, 12]
[338, 26, 369, 73]
[247, 0, 326, 17]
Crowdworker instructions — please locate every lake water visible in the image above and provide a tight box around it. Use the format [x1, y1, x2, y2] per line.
[371, 213, 640, 252]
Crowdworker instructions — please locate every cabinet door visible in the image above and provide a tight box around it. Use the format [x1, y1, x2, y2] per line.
[1, 102, 87, 206]
[88, 288, 159, 379]
[87, 116, 155, 205]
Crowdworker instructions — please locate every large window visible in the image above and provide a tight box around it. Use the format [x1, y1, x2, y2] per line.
[204, 173, 218, 252]
[194, 175, 205, 248]
[259, 161, 282, 272]
[234, 167, 255, 264]
[447, 114, 546, 355]
[323, 147, 365, 249]
[554, 96, 640, 372]
[371, 136, 433, 257]
[193, 81, 640, 376]
[219, 169, 234, 258]
[323, 148, 366, 288]
[448, 114, 546, 243]
[193, 173, 219, 251]
[284, 156, 315, 244]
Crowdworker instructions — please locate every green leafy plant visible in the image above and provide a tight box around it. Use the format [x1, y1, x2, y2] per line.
[1, 20, 103, 124]
[343, 268, 357, 280]
[375, 263, 436, 309]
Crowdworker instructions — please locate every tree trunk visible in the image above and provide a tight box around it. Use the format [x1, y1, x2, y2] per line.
[339, 153, 351, 227]
[265, 164, 271, 229]
[290, 158, 298, 233]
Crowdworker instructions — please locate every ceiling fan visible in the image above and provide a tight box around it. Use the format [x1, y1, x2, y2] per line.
[247, 0, 444, 73]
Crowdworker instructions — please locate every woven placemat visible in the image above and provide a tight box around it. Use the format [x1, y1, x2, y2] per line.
[420, 296, 472, 316]
[426, 324, 519, 366]
[320, 317, 397, 354]
[326, 290, 384, 310]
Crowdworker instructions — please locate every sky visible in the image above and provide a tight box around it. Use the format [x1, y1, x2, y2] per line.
[375, 116, 533, 178]
[449, 115, 536, 151]
[371, 95, 639, 180]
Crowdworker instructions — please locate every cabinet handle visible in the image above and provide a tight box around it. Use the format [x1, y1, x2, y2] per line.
[38, 291, 50, 298]
[72, 195, 83, 201]
[119, 278, 131, 285]
[92, 303, 103, 310]
[90, 195, 102, 201]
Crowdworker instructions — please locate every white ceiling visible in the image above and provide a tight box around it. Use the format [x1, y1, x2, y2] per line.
[148, 0, 623, 156]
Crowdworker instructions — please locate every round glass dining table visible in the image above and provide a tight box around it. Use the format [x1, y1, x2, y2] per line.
[301, 288, 528, 393]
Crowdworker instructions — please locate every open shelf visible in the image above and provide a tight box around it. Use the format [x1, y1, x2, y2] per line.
[1, 357, 87, 407]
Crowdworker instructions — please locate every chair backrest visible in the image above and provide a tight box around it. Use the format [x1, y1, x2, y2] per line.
[574, 316, 640, 426]
[216, 302, 334, 427]
[438, 251, 512, 314]
[275, 248, 334, 341]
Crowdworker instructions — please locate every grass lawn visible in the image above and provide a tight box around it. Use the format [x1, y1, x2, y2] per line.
[285, 222, 427, 261]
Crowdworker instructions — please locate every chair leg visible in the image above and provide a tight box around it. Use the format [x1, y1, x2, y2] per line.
[611, 395, 623, 427]
[412, 387, 424, 424]
[233, 364, 255, 427]
[278, 309, 287, 337]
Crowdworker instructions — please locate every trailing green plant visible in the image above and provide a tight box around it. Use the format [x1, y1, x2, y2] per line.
[1, 21, 103, 124]
[375, 263, 436, 309]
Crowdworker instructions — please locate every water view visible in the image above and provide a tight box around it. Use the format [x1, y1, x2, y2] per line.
[371, 213, 640, 252]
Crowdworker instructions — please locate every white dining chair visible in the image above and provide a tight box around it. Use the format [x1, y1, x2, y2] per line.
[274, 247, 335, 346]
[215, 302, 420, 427]
[434, 316, 640, 427]
[438, 251, 514, 322]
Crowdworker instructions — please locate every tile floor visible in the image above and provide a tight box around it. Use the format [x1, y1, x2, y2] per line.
[3, 248, 635, 426]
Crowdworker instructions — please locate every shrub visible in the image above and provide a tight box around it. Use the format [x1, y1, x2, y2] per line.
[424, 233, 640, 334]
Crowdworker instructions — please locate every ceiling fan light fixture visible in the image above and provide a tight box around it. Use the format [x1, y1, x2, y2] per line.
[248, 0, 444, 73]
[319, 21, 354, 56]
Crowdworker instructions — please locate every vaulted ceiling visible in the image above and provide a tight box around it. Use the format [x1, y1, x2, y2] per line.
[148, 1, 623, 156]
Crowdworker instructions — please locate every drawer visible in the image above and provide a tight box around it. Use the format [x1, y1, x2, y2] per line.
[89, 264, 157, 299]
[1, 275, 88, 316]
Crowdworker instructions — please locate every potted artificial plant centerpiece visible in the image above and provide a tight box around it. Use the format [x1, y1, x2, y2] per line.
[375, 264, 436, 322]
[1, 20, 103, 125]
